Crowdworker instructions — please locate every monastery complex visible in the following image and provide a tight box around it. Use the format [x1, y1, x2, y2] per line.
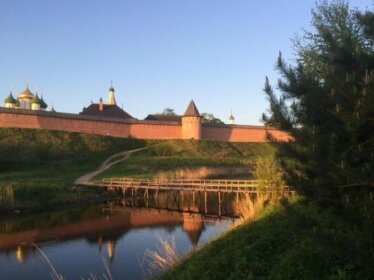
[0, 85, 290, 142]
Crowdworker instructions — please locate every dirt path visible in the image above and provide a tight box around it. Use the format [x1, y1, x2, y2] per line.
[74, 147, 146, 186]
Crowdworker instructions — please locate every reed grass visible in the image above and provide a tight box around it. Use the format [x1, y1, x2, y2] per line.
[34, 244, 65, 280]
[235, 193, 279, 222]
[81, 257, 113, 280]
[154, 166, 251, 180]
[143, 234, 183, 276]
[0, 185, 14, 209]
[34, 243, 113, 280]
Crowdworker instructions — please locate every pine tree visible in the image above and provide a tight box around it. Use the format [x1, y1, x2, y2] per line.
[263, 1, 374, 199]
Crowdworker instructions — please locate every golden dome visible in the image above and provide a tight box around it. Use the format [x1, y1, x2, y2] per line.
[18, 87, 34, 100]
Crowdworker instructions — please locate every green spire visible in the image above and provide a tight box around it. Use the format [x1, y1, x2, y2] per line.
[31, 93, 41, 104]
[4, 91, 16, 104]
[40, 95, 48, 108]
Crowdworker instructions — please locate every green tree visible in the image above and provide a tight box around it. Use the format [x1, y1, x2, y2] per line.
[161, 108, 176, 116]
[201, 113, 224, 124]
[263, 1, 374, 198]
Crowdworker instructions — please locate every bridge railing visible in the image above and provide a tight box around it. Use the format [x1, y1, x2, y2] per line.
[101, 177, 292, 193]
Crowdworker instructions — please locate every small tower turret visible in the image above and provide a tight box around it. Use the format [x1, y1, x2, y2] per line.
[229, 111, 235, 125]
[107, 81, 116, 105]
[182, 100, 202, 140]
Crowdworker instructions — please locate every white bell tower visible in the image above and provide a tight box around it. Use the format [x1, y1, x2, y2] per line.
[107, 81, 116, 105]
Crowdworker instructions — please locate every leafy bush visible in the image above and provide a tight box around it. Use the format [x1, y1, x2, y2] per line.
[253, 156, 285, 189]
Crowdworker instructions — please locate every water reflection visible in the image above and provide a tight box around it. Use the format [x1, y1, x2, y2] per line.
[1, 209, 212, 262]
[0, 191, 236, 279]
[116, 189, 241, 217]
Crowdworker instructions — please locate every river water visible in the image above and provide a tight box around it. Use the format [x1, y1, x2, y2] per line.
[0, 191, 238, 279]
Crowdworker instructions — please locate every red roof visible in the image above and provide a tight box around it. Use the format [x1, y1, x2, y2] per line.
[184, 100, 200, 117]
[144, 114, 182, 122]
[79, 104, 133, 119]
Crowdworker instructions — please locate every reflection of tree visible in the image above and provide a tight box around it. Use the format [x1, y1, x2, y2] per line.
[0, 204, 105, 234]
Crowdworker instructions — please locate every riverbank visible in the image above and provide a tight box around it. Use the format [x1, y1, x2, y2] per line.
[0, 128, 147, 213]
[161, 194, 374, 279]
[0, 128, 278, 213]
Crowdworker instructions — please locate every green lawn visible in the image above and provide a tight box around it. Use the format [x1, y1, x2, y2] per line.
[94, 140, 279, 181]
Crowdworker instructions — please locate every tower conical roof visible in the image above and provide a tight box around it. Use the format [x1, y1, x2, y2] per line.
[184, 228, 203, 246]
[183, 100, 200, 117]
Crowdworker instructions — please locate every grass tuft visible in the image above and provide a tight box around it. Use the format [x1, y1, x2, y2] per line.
[144, 234, 183, 276]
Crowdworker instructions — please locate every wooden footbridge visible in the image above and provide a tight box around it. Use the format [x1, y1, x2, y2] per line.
[101, 177, 292, 194]
[99, 178, 293, 217]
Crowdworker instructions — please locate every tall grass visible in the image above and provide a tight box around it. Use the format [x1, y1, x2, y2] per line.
[235, 193, 280, 222]
[34, 243, 113, 280]
[155, 166, 251, 180]
[0, 185, 14, 209]
[143, 234, 183, 276]
[34, 244, 65, 280]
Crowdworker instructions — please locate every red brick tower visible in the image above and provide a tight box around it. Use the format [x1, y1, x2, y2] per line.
[182, 100, 202, 140]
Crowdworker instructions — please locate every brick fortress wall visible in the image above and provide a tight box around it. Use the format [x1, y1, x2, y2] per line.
[202, 124, 290, 142]
[0, 108, 290, 142]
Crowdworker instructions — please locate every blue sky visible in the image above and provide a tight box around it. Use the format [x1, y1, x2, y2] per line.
[0, 0, 371, 124]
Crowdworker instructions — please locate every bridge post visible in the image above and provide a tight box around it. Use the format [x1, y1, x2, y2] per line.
[218, 191, 221, 217]
[187, 191, 191, 211]
[192, 191, 196, 209]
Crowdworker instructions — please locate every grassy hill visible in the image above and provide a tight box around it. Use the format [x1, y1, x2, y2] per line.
[161, 195, 374, 279]
[0, 128, 146, 210]
[94, 139, 279, 180]
[0, 129, 279, 211]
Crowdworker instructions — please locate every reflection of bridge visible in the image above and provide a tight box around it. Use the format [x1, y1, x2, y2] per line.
[0, 206, 218, 264]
